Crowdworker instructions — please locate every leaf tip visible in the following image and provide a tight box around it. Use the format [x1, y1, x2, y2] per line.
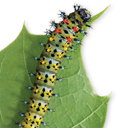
[105, 92, 111, 101]
[107, 5, 111, 8]
[23, 21, 27, 30]
[105, 5, 111, 11]
[22, 21, 34, 36]
[21, 21, 30, 34]
[23, 21, 26, 27]
[108, 92, 112, 99]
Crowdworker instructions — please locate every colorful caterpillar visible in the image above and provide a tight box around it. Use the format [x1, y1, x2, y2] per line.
[15, 5, 91, 128]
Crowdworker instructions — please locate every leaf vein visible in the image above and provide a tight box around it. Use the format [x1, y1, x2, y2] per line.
[72, 98, 108, 128]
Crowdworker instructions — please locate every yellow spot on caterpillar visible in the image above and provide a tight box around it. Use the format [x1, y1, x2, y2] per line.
[58, 55, 62, 58]
[44, 107, 47, 111]
[47, 48, 51, 52]
[36, 121, 41, 125]
[64, 46, 67, 51]
[38, 76, 41, 80]
[39, 122, 41, 125]
[49, 37, 54, 41]
[28, 118, 31, 121]
[36, 89, 39, 93]
[51, 79, 55, 82]
[48, 92, 52, 96]
[42, 61, 45, 64]
[32, 104, 35, 107]
[55, 65, 58, 69]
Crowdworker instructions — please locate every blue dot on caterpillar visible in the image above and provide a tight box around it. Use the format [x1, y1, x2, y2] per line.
[15, 4, 91, 128]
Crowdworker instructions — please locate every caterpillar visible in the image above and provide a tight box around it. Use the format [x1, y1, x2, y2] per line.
[15, 5, 91, 128]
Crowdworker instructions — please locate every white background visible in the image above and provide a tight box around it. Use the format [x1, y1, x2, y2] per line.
[0, 0, 116, 127]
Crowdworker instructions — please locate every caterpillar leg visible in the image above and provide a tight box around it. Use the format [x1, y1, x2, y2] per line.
[52, 93, 58, 97]
[50, 21, 58, 28]
[74, 38, 81, 44]
[34, 57, 40, 60]
[15, 122, 24, 127]
[86, 24, 92, 28]
[58, 11, 66, 18]
[24, 101, 30, 104]
[45, 29, 52, 35]
[41, 121, 47, 126]
[27, 87, 34, 90]
[20, 112, 26, 117]
[40, 42, 46, 47]
[29, 73, 36, 76]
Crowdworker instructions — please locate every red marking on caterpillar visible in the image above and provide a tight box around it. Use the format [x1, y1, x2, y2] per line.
[73, 26, 78, 32]
[63, 19, 69, 24]
[55, 29, 62, 33]
[67, 36, 72, 42]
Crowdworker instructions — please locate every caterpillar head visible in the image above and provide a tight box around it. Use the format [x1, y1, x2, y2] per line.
[78, 8, 91, 22]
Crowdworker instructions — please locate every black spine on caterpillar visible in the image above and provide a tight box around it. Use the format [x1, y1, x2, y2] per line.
[16, 5, 91, 128]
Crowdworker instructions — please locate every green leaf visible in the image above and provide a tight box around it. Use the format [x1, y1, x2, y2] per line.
[0, 6, 110, 128]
